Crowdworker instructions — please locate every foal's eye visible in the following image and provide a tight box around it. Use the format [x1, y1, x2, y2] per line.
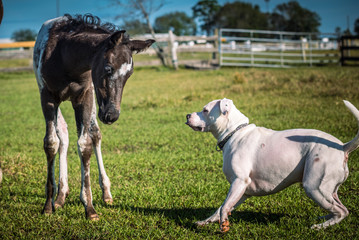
[104, 65, 113, 75]
[203, 109, 209, 113]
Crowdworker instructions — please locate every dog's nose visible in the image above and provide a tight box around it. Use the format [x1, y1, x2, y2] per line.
[186, 114, 191, 120]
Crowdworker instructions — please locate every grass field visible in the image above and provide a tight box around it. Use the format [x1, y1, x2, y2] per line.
[0, 65, 358, 239]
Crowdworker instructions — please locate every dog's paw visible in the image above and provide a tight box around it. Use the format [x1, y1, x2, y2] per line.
[220, 220, 230, 233]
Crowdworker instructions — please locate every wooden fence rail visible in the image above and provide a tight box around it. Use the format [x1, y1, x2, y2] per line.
[0, 41, 35, 49]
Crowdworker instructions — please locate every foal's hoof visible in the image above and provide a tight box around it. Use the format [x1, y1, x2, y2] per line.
[104, 198, 113, 205]
[54, 200, 65, 209]
[43, 209, 53, 215]
[88, 213, 100, 221]
[42, 203, 54, 215]
[54, 203, 62, 209]
[220, 220, 230, 233]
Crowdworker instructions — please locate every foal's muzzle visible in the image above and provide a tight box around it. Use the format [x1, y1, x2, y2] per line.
[99, 106, 120, 125]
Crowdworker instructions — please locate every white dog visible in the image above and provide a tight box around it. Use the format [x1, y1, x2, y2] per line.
[186, 98, 359, 232]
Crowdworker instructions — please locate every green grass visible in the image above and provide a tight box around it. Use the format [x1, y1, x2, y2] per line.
[0, 58, 32, 68]
[0, 66, 359, 239]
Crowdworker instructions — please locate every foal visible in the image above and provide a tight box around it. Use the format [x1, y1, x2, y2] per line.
[33, 14, 154, 220]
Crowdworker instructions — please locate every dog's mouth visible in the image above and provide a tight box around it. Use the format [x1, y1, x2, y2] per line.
[185, 122, 205, 132]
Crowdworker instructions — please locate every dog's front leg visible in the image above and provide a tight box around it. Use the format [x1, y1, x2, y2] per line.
[220, 178, 248, 233]
[196, 206, 221, 226]
[196, 193, 248, 227]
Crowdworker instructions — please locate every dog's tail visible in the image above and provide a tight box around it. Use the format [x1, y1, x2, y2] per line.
[343, 100, 359, 154]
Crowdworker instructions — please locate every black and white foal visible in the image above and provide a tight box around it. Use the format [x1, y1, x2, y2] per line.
[33, 14, 154, 220]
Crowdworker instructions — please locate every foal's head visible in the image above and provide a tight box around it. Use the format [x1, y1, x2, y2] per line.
[92, 31, 154, 124]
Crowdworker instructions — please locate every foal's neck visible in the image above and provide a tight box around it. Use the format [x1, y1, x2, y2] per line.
[63, 33, 109, 71]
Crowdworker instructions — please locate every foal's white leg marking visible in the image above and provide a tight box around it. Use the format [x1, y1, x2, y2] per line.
[77, 126, 92, 208]
[55, 108, 69, 206]
[45, 120, 59, 209]
[91, 88, 112, 202]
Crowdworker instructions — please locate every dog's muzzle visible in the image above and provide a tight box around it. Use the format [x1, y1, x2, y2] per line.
[186, 114, 205, 131]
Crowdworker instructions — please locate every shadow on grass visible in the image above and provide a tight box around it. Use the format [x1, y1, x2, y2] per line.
[111, 205, 285, 231]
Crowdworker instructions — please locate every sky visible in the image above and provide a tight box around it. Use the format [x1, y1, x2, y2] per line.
[1, 0, 359, 40]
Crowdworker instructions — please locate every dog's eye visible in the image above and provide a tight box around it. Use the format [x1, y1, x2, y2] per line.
[203, 109, 209, 113]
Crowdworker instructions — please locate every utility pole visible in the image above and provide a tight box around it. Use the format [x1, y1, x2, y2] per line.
[56, 0, 60, 17]
[265, 0, 270, 13]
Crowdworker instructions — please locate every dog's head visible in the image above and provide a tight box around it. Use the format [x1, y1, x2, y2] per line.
[186, 98, 249, 139]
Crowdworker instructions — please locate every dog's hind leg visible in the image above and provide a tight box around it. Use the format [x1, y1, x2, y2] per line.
[306, 190, 348, 229]
[54, 108, 70, 209]
[303, 162, 349, 229]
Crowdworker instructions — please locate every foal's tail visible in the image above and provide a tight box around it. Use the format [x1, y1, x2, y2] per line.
[343, 100, 359, 154]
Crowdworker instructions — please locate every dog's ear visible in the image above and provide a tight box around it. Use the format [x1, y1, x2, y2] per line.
[220, 98, 233, 115]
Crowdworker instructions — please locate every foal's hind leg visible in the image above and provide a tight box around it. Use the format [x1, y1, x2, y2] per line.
[41, 93, 60, 214]
[54, 108, 70, 209]
[90, 96, 113, 205]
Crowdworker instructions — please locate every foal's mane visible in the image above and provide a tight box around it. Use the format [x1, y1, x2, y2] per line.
[56, 14, 124, 36]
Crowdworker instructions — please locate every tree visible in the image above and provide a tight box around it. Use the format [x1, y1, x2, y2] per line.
[154, 11, 196, 36]
[121, 19, 149, 36]
[268, 12, 286, 31]
[110, 0, 167, 66]
[213, 2, 268, 30]
[354, 18, 359, 36]
[271, 1, 321, 32]
[192, 0, 220, 35]
[11, 29, 37, 41]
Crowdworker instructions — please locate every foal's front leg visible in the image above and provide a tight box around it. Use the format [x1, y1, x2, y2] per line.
[90, 95, 113, 205]
[73, 90, 99, 220]
[77, 128, 99, 220]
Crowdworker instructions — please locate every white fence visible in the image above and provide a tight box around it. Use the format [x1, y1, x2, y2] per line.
[219, 28, 339, 68]
[1, 29, 342, 71]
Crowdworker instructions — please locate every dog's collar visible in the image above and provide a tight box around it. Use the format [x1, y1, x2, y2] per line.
[216, 123, 248, 152]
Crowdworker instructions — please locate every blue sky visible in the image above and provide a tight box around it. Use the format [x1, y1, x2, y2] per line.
[1, 0, 359, 39]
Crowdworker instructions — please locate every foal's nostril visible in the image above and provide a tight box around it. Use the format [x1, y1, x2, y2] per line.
[186, 114, 191, 120]
[101, 108, 120, 124]
[105, 111, 119, 124]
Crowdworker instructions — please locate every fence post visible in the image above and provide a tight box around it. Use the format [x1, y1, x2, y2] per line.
[308, 34, 312, 67]
[301, 37, 307, 63]
[250, 30, 254, 66]
[340, 36, 344, 66]
[213, 29, 218, 63]
[280, 33, 284, 67]
[168, 30, 178, 70]
[218, 29, 222, 66]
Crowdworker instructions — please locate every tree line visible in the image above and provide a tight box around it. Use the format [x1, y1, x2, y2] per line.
[120, 0, 359, 37]
[11, 0, 359, 41]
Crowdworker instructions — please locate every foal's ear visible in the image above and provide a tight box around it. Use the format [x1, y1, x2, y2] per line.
[220, 98, 233, 115]
[129, 39, 155, 54]
[109, 30, 126, 46]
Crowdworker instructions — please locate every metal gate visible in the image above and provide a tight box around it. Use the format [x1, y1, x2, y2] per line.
[219, 28, 339, 68]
